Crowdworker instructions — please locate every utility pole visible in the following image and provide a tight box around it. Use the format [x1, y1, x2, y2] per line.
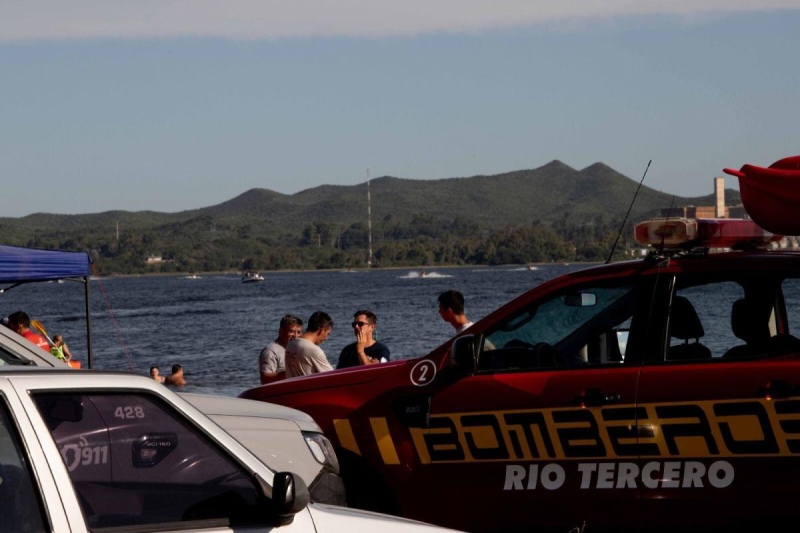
[367, 168, 373, 268]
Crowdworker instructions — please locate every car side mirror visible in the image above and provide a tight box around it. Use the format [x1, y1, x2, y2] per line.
[451, 334, 477, 373]
[564, 292, 597, 307]
[259, 471, 309, 526]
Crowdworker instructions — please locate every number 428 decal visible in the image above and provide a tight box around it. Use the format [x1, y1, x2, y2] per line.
[114, 405, 146, 419]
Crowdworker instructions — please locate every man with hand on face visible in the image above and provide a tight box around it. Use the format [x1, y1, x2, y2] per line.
[337, 309, 390, 369]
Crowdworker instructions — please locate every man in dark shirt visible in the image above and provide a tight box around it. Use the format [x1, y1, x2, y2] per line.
[337, 310, 390, 369]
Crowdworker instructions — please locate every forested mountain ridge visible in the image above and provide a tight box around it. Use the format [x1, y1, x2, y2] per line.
[0, 160, 740, 274]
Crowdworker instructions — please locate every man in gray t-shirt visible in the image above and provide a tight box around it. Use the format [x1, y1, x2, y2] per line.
[285, 311, 334, 378]
[259, 314, 303, 384]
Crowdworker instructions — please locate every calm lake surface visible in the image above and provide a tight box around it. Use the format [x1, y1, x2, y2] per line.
[3, 264, 591, 397]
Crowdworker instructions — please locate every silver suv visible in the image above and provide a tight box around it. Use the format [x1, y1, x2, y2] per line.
[0, 324, 344, 506]
[0, 368, 459, 532]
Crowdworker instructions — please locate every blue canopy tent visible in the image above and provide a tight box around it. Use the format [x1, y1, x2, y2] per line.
[0, 245, 94, 368]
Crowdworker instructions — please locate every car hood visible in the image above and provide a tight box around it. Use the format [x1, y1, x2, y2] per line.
[179, 392, 320, 432]
[240, 359, 408, 399]
[306, 502, 461, 532]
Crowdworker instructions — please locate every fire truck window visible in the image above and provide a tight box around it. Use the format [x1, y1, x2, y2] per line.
[781, 278, 800, 336]
[0, 399, 47, 532]
[32, 392, 264, 530]
[675, 276, 800, 361]
[482, 282, 638, 370]
[673, 283, 743, 359]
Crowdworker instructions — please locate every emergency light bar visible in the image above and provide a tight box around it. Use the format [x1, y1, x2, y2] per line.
[634, 218, 782, 251]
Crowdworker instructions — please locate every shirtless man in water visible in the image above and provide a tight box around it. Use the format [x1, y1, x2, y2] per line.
[164, 364, 186, 387]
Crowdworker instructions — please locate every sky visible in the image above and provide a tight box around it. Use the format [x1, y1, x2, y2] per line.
[2, 1, 800, 218]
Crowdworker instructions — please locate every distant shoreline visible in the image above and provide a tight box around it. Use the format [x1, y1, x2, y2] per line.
[98, 262, 581, 279]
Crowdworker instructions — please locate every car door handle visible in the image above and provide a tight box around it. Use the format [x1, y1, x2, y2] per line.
[575, 388, 621, 407]
[757, 379, 799, 400]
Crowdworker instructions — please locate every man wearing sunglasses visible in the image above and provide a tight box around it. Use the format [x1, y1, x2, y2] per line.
[336, 310, 390, 369]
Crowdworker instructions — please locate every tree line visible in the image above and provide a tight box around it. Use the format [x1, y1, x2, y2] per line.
[19, 214, 639, 275]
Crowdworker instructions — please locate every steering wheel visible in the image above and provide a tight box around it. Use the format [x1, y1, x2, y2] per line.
[529, 342, 570, 368]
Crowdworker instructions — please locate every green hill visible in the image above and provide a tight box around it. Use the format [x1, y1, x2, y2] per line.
[0, 160, 740, 273]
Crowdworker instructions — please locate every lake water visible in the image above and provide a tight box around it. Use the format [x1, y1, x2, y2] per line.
[2, 264, 589, 397]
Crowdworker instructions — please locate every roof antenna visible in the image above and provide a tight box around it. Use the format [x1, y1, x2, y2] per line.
[605, 160, 651, 264]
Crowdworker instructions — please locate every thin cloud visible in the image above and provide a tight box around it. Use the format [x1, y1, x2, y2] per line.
[2, 0, 799, 42]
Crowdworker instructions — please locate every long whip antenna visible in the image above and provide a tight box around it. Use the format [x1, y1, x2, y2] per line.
[606, 160, 651, 264]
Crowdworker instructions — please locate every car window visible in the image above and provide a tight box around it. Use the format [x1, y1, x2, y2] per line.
[0, 398, 47, 533]
[0, 345, 36, 366]
[480, 281, 639, 370]
[672, 281, 744, 359]
[671, 274, 800, 361]
[32, 392, 265, 530]
[782, 277, 800, 336]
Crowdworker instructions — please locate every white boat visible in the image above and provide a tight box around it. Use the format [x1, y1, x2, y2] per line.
[242, 272, 265, 283]
[185, 273, 200, 279]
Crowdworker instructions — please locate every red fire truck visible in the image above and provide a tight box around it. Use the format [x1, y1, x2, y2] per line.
[242, 157, 800, 532]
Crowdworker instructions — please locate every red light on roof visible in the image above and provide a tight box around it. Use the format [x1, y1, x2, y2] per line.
[635, 218, 697, 247]
[634, 218, 782, 251]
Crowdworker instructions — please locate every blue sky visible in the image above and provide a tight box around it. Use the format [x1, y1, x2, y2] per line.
[2, 1, 799, 217]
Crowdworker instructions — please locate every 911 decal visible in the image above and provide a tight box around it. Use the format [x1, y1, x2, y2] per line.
[60, 436, 109, 472]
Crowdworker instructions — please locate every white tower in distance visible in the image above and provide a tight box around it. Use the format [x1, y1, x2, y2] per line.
[367, 168, 373, 268]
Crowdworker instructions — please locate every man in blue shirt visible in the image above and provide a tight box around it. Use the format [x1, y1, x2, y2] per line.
[337, 310, 390, 369]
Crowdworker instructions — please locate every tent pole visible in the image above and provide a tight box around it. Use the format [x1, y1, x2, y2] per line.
[84, 276, 93, 369]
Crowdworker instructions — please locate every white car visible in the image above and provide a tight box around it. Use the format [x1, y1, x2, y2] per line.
[0, 367, 461, 532]
[0, 322, 72, 368]
[179, 392, 344, 505]
[0, 325, 346, 506]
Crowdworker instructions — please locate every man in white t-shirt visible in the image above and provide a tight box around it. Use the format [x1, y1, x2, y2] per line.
[438, 289, 474, 334]
[259, 314, 303, 384]
[285, 311, 334, 378]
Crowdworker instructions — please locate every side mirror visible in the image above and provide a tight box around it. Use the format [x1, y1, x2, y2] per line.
[451, 334, 477, 373]
[258, 472, 309, 526]
[564, 292, 597, 307]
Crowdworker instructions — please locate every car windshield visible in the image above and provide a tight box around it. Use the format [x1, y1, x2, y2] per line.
[482, 281, 638, 369]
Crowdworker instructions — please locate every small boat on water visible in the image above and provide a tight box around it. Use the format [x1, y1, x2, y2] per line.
[185, 273, 200, 280]
[242, 272, 265, 283]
